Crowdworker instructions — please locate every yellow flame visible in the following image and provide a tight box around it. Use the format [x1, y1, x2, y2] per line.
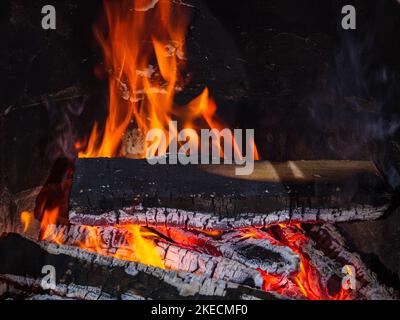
[117, 225, 164, 269]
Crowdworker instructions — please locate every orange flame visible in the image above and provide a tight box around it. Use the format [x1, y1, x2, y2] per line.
[78, 0, 259, 160]
[115, 225, 164, 268]
[234, 227, 349, 300]
[277, 224, 350, 300]
[20, 211, 32, 233]
[40, 207, 60, 240]
[42, 224, 164, 269]
[39, 208, 70, 246]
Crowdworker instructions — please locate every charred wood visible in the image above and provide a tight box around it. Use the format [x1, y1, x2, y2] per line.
[41, 224, 298, 287]
[304, 224, 397, 299]
[155, 227, 300, 275]
[0, 233, 281, 300]
[69, 159, 392, 227]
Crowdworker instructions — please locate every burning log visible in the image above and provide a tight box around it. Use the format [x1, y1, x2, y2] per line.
[155, 227, 300, 275]
[4, 217, 396, 300]
[34, 220, 397, 300]
[68, 158, 393, 229]
[273, 224, 396, 300]
[0, 233, 280, 300]
[304, 224, 396, 299]
[40, 224, 299, 288]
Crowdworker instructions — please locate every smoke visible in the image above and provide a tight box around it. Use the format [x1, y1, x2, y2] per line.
[306, 12, 400, 163]
[44, 95, 85, 162]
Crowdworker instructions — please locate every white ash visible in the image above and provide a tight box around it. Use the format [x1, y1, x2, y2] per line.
[69, 203, 387, 231]
[26, 294, 76, 300]
[156, 227, 300, 275]
[120, 292, 147, 300]
[218, 236, 300, 275]
[157, 241, 264, 288]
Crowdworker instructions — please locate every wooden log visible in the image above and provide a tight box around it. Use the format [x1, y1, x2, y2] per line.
[40, 224, 299, 287]
[154, 227, 300, 275]
[0, 157, 74, 239]
[0, 233, 280, 300]
[44, 224, 264, 288]
[68, 158, 393, 229]
[304, 224, 396, 300]
[273, 224, 395, 300]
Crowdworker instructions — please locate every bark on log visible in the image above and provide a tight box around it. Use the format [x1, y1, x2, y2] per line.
[68, 158, 392, 228]
[0, 233, 281, 300]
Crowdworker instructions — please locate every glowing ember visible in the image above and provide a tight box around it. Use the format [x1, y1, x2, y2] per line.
[39, 220, 350, 300]
[219, 225, 350, 300]
[277, 224, 350, 300]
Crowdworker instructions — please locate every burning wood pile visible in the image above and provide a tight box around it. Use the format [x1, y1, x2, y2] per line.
[0, 157, 396, 300]
[0, 0, 399, 301]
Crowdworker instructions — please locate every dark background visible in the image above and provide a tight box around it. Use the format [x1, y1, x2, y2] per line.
[0, 0, 400, 289]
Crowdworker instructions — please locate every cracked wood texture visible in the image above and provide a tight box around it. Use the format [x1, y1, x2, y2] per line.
[0, 233, 279, 300]
[41, 224, 299, 286]
[68, 158, 392, 227]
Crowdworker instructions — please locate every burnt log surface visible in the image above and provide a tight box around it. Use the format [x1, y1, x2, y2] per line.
[42, 223, 299, 281]
[69, 158, 392, 224]
[0, 233, 278, 300]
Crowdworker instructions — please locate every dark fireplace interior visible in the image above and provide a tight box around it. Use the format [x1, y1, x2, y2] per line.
[1, 0, 400, 300]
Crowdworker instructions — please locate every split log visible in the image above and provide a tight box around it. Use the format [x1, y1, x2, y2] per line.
[154, 227, 300, 275]
[40, 224, 299, 287]
[276, 224, 395, 300]
[68, 158, 393, 229]
[0, 233, 281, 300]
[276, 224, 349, 299]
[304, 224, 396, 300]
[44, 224, 264, 289]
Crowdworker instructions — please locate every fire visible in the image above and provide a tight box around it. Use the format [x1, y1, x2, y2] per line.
[78, 0, 259, 160]
[236, 226, 350, 300]
[39, 0, 258, 277]
[33, 1, 350, 301]
[42, 224, 165, 269]
[39, 216, 350, 299]
[20, 211, 32, 233]
[276, 224, 350, 300]
[114, 225, 164, 268]
[198, 229, 223, 238]
[40, 207, 60, 240]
